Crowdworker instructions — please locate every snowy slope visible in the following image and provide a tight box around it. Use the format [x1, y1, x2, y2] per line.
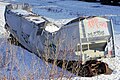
[32, 1, 120, 18]
[0, 2, 9, 38]
[0, 37, 74, 79]
[2, 0, 120, 26]
[0, 1, 120, 80]
[32, 1, 120, 24]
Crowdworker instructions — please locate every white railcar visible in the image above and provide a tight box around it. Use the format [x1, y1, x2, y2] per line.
[4, 3, 115, 62]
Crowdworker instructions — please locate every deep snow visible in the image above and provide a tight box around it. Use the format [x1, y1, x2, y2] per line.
[0, 0, 120, 80]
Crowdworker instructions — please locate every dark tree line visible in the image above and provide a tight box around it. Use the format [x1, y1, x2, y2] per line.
[79, 0, 120, 6]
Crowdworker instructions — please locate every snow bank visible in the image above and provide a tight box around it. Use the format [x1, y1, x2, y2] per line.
[32, 1, 120, 27]
[0, 37, 74, 79]
[0, 2, 9, 38]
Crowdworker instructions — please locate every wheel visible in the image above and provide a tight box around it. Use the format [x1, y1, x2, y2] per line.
[4, 23, 9, 31]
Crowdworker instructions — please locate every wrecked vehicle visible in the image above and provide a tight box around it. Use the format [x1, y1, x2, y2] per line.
[4, 3, 115, 62]
[4, 3, 114, 76]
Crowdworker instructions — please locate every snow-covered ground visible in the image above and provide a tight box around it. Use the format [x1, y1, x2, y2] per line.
[0, 1, 120, 80]
[0, 2, 9, 38]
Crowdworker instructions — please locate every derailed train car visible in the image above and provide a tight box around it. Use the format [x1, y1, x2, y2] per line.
[4, 3, 115, 63]
[54, 16, 115, 62]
